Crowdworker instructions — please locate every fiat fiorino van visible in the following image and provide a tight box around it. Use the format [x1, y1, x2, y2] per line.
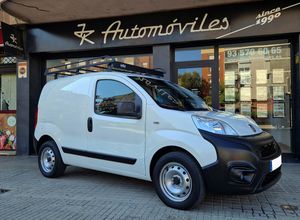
[34, 60, 282, 210]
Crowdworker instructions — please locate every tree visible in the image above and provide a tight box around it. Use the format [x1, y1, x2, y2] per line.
[178, 71, 211, 105]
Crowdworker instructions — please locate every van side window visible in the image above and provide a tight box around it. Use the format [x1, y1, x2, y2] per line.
[95, 80, 142, 118]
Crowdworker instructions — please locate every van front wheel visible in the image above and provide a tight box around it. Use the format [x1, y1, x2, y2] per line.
[153, 151, 205, 209]
[38, 140, 66, 178]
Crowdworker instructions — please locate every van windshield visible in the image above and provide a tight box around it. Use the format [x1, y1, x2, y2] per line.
[130, 76, 209, 111]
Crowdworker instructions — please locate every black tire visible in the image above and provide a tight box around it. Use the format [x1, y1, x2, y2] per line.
[152, 151, 206, 210]
[38, 140, 66, 178]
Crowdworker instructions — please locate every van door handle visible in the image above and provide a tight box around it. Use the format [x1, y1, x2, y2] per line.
[87, 117, 93, 132]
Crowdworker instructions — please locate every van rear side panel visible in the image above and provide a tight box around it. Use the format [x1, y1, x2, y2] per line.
[35, 77, 92, 163]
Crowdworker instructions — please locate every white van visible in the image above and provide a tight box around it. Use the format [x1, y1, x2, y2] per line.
[34, 60, 282, 210]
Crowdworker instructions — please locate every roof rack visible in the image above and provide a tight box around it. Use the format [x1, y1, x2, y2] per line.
[45, 56, 165, 79]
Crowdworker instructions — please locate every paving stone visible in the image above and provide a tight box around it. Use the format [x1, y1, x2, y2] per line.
[0, 156, 300, 219]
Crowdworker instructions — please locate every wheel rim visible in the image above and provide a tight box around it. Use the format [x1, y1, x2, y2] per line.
[159, 162, 192, 202]
[40, 147, 55, 173]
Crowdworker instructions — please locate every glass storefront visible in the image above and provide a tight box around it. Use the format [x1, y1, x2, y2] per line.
[0, 74, 16, 111]
[46, 54, 153, 81]
[175, 47, 214, 61]
[175, 47, 214, 106]
[0, 72, 17, 155]
[219, 41, 292, 152]
[176, 40, 292, 153]
[177, 67, 212, 106]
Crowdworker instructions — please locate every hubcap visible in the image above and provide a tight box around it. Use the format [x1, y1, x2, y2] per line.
[159, 162, 192, 202]
[40, 147, 55, 173]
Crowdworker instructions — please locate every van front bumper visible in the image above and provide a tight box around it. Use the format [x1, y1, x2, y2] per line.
[200, 131, 281, 194]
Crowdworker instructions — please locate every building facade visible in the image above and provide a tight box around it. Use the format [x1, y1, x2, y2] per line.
[0, 12, 23, 155]
[7, 0, 300, 156]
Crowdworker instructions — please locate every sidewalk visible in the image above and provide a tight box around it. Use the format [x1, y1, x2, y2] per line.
[0, 156, 299, 220]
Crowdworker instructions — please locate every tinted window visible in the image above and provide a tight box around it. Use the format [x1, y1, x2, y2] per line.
[130, 76, 209, 111]
[95, 80, 142, 118]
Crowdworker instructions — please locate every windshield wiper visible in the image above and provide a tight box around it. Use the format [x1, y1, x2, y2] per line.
[158, 103, 185, 111]
[192, 108, 209, 111]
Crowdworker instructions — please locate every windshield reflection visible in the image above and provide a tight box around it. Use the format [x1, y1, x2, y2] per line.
[130, 76, 209, 111]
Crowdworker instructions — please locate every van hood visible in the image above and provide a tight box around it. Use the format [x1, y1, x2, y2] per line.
[191, 110, 263, 136]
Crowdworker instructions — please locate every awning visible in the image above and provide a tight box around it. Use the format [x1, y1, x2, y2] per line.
[1, 0, 261, 24]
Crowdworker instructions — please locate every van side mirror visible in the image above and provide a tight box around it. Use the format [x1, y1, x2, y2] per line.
[135, 95, 142, 119]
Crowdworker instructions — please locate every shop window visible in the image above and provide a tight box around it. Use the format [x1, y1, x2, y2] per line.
[0, 74, 16, 111]
[177, 67, 212, 106]
[0, 73, 17, 155]
[175, 47, 214, 62]
[219, 41, 292, 152]
[46, 54, 153, 81]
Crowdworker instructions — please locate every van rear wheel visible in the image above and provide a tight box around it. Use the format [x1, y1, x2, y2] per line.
[153, 151, 205, 210]
[38, 140, 66, 178]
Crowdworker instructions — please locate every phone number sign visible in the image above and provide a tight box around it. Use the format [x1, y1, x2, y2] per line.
[225, 45, 288, 61]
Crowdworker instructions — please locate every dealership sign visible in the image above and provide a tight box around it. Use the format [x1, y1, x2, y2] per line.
[74, 14, 229, 46]
[100, 14, 230, 44]
[27, 0, 300, 53]
[1, 22, 24, 56]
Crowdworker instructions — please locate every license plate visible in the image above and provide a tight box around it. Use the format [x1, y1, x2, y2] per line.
[270, 155, 282, 171]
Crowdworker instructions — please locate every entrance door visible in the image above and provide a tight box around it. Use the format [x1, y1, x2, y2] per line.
[177, 67, 213, 106]
[175, 46, 217, 108]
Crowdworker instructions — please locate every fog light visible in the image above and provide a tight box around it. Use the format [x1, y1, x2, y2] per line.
[229, 167, 256, 184]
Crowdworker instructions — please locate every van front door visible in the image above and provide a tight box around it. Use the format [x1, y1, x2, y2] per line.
[86, 78, 146, 177]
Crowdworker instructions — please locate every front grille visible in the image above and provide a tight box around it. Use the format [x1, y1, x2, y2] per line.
[257, 141, 278, 159]
[261, 142, 277, 158]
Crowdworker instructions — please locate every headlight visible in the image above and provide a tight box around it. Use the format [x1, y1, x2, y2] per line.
[192, 115, 238, 136]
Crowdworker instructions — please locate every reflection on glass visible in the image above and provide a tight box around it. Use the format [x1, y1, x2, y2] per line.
[219, 41, 291, 152]
[175, 47, 214, 62]
[178, 67, 212, 106]
[95, 80, 140, 117]
[0, 74, 16, 111]
[46, 54, 153, 81]
[0, 73, 17, 155]
[131, 76, 208, 111]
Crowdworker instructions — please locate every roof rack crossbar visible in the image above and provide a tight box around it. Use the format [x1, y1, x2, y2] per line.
[107, 62, 165, 77]
[46, 56, 115, 70]
[79, 68, 99, 72]
[45, 57, 165, 78]
[45, 61, 112, 75]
